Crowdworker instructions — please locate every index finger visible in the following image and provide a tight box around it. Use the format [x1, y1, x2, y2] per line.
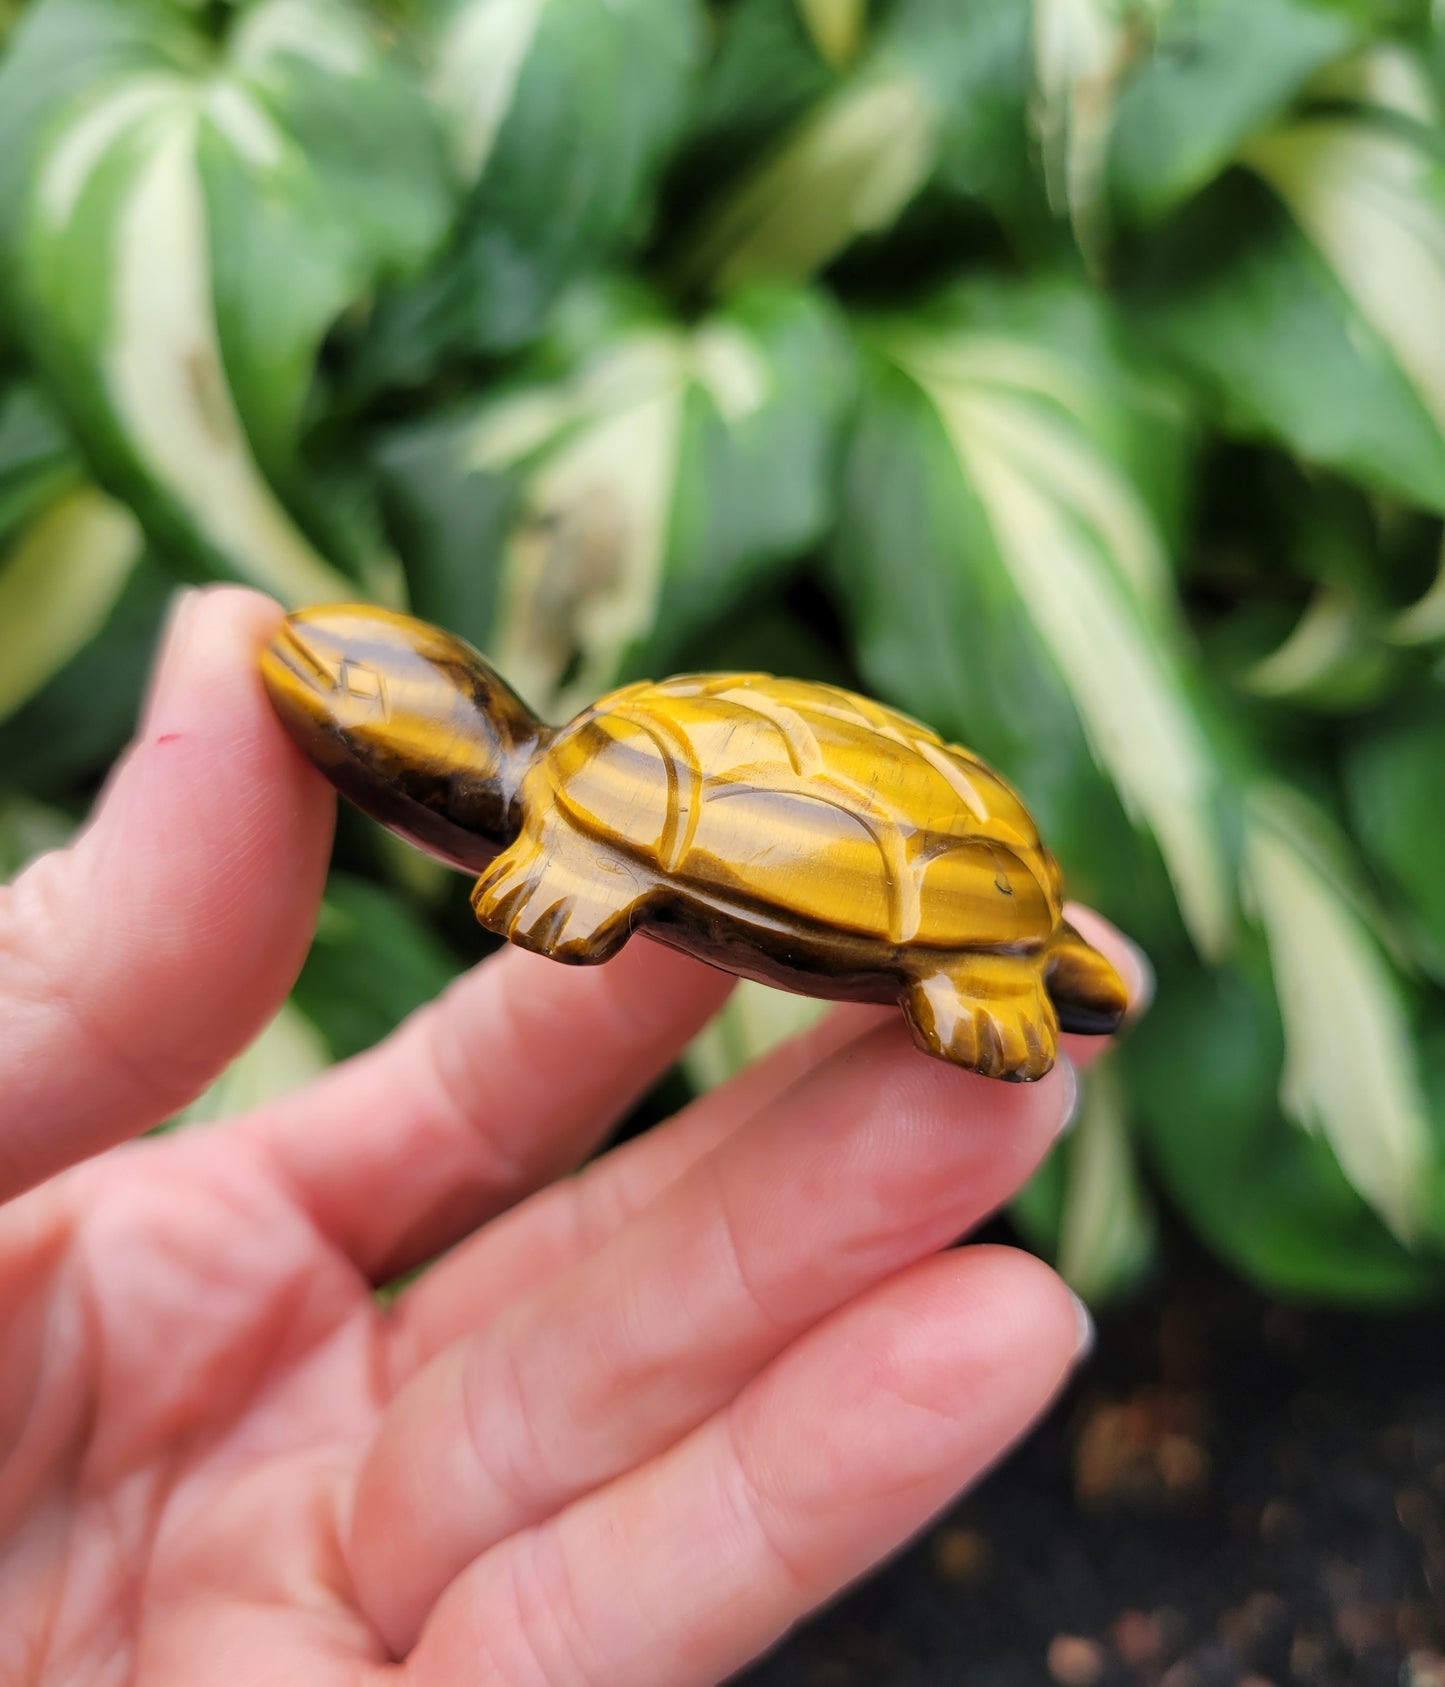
[0, 587, 334, 1202]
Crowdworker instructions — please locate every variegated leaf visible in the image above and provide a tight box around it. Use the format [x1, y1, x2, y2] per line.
[1306, 39, 1440, 126]
[0, 0, 453, 601]
[1241, 116, 1445, 457]
[795, 0, 867, 70]
[1243, 783, 1435, 1247]
[1393, 532, 1445, 645]
[836, 285, 1232, 956]
[1146, 103, 1445, 512]
[1054, 1058, 1156, 1301]
[0, 486, 143, 724]
[169, 1001, 332, 1127]
[682, 67, 939, 292]
[369, 0, 701, 363]
[375, 287, 852, 719]
[1107, 0, 1363, 220]
[1242, 583, 1394, 709]
[1029, 0, 1160, 262]
[0, 794, 74, 882]
[684, 980, 828, 1092]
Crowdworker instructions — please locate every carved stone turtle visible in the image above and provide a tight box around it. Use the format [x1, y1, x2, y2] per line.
[262, 605, 1127, 1081]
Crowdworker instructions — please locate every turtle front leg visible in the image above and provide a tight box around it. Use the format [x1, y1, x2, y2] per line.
[472, 815, 652, 964]
[903, 953, 1060, 1082]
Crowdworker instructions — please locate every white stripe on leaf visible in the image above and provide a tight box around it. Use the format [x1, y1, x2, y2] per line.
[1307, 41, 1439, 126]
[170, 1001, 332, 1126]
[0, 487, 142, 725]
[903, 333, 1174, 613]
[686, 71, 938, 290]
[38, 77, 188, 227]
[1056, 1057, 1154, 1302]
[1244, 784, 1434, 1247]
[690, 322, 771, 423]
[896, 340, 1231, 955]
[1244, 584, 1388, 701]
[230, 0, 371, 80]
[1030, 0, 1159, 265]
[433, 0, 547, 182]
[100, 109, 355, 605]
[474, 320, 792, 717]
[1391, 528, 1445, 646]
[481, 334, 688, 718]
[685, 979, 828, 1092]
[1242, 118, 1445, 440]
[795, 0, 867, 69]
[203, 82, 286, 168]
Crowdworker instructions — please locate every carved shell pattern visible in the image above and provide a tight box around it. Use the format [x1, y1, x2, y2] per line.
[546, 674, 1062, 949]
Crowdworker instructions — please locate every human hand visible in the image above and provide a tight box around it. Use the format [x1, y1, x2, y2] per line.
[0, 588, 1145, 1685]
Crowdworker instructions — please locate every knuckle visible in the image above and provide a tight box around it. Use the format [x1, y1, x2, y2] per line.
[504, 1527, 607, 1687]
[722, 1406, 813, 1599]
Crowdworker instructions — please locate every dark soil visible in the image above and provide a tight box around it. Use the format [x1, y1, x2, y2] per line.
[734, 1236, 1445, 1687]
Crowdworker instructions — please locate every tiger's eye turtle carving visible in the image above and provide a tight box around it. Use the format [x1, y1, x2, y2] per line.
[262, 605, 1128, 1081]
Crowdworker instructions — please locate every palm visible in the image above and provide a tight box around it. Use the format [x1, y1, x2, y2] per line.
[0, 591, 1137, 1686]
[4, 1140, 387, 1681]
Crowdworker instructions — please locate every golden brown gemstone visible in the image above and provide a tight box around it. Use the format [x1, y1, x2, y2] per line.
[262, 605, 1127, 1081]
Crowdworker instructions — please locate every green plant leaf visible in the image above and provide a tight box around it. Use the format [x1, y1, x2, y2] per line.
[1392, 533, 1445, 644]
[376, 285, 854, 719]
[683, 980, 827, 1092]
[1243, 115, 1445, 442]
[0, 793, 74, 880]
[1308, 36, 1442, 124]
[1055, 1059, 1157, 1301]
[1141, 116, 1445, 512]
[0, 379, 80, 534]
[1344, 696, 1445, 980]
[1243, 782, 1436, 1247]
[796, 0, 867, 70]
[169, 1000, 333, 1126]
[831, 279, 1235, 957]
[367, 0, 702, 368]
[1126, 944, 1444, 1302]
[1215, 475, 1405, 710]
[678, 0, 843, 178]
[1108, 0, 1365, 221]
[0, 0, 453, 600]
[1030, 0, 1158, 264]
[0, 550, 173, 795]
[0, 485, 144, 724]
[681, 64, 941, 291]
[684, 0, 1049, 290]
[291, 871, 464, 1060]
[1013, 1056, 1157, 1304]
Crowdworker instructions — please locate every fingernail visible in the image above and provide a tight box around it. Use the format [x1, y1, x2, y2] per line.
[1053, 1054, 1081, 1140]
[1123, 939, 1155, 1024]
[1069, 1289, 1095, 1359]
[141, 588, 203, 735]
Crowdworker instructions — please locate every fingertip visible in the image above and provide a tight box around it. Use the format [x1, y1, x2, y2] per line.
[0, 585, 338, 1187]
[845, 1020, 1079, 1160]
[897, 1245, 1088, 1403]
[141, 585, 285, 735]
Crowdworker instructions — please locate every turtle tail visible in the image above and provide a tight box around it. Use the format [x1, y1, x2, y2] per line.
[1044, 921, 1130, 1036]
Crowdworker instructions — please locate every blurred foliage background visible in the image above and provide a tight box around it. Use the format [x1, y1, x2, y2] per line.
[0, 0, 1443, 1307]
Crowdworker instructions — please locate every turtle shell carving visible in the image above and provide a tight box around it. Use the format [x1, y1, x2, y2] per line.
[544, 675, 1062, 952]
[261, 607, 1129, 1082]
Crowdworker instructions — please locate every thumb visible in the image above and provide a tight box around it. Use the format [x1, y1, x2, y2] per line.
[0, 586, 334, 1202]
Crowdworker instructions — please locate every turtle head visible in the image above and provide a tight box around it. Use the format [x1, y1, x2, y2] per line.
[262, 604, 547, 873]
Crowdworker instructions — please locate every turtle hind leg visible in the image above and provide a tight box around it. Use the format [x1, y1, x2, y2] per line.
[1046, 920, 1129, 1035]
[472, 825, 651, 965]
[903, 954, 1059, 1082]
